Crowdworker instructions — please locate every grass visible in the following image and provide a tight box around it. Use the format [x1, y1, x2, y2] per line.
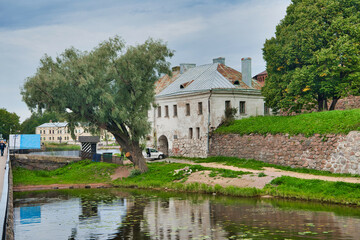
[179, 156, 360, 178]
[265, 176, 360, 205]
[13, 160, 118, 185]
[44, 142, 81, 151]
[215, 109, 360, 137]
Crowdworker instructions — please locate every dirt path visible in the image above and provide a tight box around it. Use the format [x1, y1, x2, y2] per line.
[166, 158, 360, 189]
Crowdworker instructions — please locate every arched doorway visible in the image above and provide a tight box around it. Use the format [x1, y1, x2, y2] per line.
[158, 135, 169, 156]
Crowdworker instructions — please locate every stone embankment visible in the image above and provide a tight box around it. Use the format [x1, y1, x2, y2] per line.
[12, 154, 81, 170]
[209, 131, 360, 174]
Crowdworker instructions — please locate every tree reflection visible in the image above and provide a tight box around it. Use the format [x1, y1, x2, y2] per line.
[111, 197, 150, 240]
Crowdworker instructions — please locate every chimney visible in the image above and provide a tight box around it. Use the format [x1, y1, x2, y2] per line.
[241, 57, 252, 87]
[213, 57, 225, 65]
[180, 63, 196, 74]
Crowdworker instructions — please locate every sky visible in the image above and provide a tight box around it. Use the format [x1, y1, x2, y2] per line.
[0, 0, 291, 122]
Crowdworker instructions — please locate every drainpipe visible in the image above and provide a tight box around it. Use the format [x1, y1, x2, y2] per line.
[207, 90, 213, 155]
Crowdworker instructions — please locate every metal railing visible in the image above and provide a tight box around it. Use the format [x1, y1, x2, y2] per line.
[0, 148, 10, 240]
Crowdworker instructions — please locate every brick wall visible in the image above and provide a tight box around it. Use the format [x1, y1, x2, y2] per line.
[209, 131, 360, 174]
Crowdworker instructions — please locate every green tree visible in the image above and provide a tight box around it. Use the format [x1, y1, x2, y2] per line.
[21, 111, 61, 134]
[0, 108, 20, 139]
[262, 0, 360, 113]
[21, 36, 173, 172]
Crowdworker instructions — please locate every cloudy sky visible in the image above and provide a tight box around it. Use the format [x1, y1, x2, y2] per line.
[0, 0, 291, 122]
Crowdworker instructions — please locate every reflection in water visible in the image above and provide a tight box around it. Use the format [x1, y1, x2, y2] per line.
[14, 189, 360, 240]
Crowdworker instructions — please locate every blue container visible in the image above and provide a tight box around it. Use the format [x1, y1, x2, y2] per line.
[92, 153, 101, 162]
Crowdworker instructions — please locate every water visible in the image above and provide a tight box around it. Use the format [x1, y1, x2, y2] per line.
[14, 188, 360, 240]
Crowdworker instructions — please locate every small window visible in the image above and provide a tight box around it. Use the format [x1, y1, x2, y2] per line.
[165, 105, 169, 117]
[196, 127, 200, 139]
[173, 105, 178, 117]
[264, 104, 270, 115]
[173, 135, 178, 139]
[234, 80, 240, 85]
[158, 106, 161, 117]
[225, 100, 231, 110]
[239, 101, 246, 114]
[186, 103, 190, 116]
[189, 128, 193, 139]
[40, 130, 42, 134]
[198, 102, 203, 115]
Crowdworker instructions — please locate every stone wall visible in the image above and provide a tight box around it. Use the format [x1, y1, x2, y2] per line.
[335, 96, 360, 110]
[171, 138, 207, 158]
[209, 131, 360, 174]
[12, 154, 81, 170]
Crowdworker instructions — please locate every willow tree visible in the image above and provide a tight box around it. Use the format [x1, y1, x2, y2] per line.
[262, 0, 360, 113]
[21, 36, 173, 172]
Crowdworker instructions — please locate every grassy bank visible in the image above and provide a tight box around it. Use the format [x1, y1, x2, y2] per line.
[13, 160, 118, 185]
[216, 109, 360, 137]
[13, 160, 360, 205]
[265, 176, 360, 205]
[44, 142, 81, 151]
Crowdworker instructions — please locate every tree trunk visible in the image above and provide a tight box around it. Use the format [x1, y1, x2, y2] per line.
[317, 94, 328, 111]
[126, 141, 149, 173]
[329, 97, 339, 111]
[112, 133, 148, 173]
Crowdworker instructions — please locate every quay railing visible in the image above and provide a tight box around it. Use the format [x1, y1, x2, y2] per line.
[0, 148, 10, 240]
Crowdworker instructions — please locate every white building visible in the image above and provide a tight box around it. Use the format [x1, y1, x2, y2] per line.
[147, 57, 270, 158]
[36, 121, 114, 144]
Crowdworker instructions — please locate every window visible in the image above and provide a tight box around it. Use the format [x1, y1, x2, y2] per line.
[157, 106, 161, 117]
[44, 137, 46, 140]
[189, 128, 193, 139]
[225, 100, 231, 110]
[173, 135, 178, 139]
[186, 103, 190, 116]
[264, 104, 270, 115]
[198, 102, 203, 115]
[40, 130, 42, 134]
[52, 130, 54, 134]
[196, 127, 200, 139]
[239, 101, 246, 114]
[173, 105, 178, 117]
[165, 105, 169, 117]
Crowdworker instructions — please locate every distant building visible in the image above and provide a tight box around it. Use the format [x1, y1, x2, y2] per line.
[36, 121, 113, 144]
[147, 57, 270, 158]
[253, 70, 267, 87]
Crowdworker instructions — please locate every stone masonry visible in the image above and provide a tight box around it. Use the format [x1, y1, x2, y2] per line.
[209, 131, 360, 174]
[172, 138, 207, 158]
[12, 154, 81, 170]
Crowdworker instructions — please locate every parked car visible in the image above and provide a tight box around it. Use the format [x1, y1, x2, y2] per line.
[142, 148, 165, 160]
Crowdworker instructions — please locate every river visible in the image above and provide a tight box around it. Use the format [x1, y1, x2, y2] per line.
[14, 188, 360, 240]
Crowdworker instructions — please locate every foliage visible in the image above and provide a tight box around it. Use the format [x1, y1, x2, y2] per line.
[262, 0, 360, 113]
[215, 109, 360, 137]
[20, 111, 62, 134]
[21, 36, 173, 172]
[265, 176, 360, 205]
[0, 108, 20, 139]
[44, 142, 81, 151]
[128, 169, 142, 178]
[13, 160, 118, 185]
[220, 107, 238, 127]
